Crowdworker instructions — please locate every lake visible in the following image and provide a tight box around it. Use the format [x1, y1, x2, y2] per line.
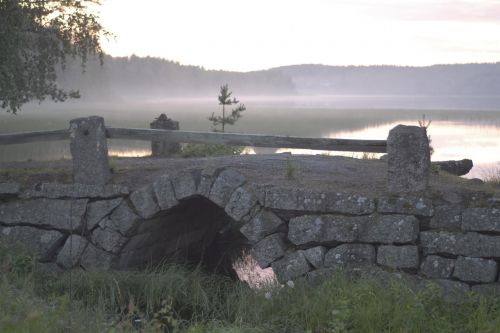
[1, 95, 499, 179]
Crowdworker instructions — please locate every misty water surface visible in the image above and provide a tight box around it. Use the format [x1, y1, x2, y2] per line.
[1, 95, 500, 179]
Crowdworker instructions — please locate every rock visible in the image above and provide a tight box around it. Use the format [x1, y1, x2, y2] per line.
[452, 256, 498, 283]
[150, 114, 180, 157]
[21, 183, 129, 199]
[0, 198, 87, 231]
[209, 169, 246, 207]
[105, 202, 139, 235]
[80, 243, 116, 271]
[0, 226, 64, 259]
[69, 116, 111, 185]
[271, 251, 311, 283]
[433, 159, 473, 176]
[0, 182, 20, 196]
[303, 246, 326, 268]
[471, 284, 500, 297]
[378, 196, 433, 217]
[264, 187, 375, 215]
[56, 235, 88, 269]
[130, 185, 160, 219]
[225, 186, 259, 222]
[240, 210, 284, 243]
[433, 279, 470, 301]
[429, 205, 462, 230]
[91, 224, 128, 253]
[387, 125, 430, 193]
[288, 214, 366, 246]
[420, 231, 500, 257]
[419, 255, 455, 279]
[252, 233, 287, 268]
[462, 208, 500, 233]
[324, 244, 376, 268]
[196, 167, 219, 197]
[172, 171, 198, 200]
[305, 268, 337, 285]
[358, 214, 419, 244]
[441, 191, 463, 205]
[152, 175, 179, 210]
[377, 245, 419, 269]
[85, 198, 123, 230]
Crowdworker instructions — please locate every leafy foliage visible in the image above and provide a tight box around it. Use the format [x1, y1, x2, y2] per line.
[0, 0, 109, 113]
[209, 84, 246, 132]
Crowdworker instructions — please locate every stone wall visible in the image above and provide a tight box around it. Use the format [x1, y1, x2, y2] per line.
[1, 169, 500, 297]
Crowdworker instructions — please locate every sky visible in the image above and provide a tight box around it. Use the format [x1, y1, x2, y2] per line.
[98, 0, 500, 72]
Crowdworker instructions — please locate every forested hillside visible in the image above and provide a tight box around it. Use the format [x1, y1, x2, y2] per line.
[57, 56, 500, 102]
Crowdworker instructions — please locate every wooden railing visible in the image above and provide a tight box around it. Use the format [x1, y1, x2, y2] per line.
[0, 127, 387, 153]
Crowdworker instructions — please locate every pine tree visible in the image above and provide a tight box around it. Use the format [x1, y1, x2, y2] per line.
[208, 84, 246, 132]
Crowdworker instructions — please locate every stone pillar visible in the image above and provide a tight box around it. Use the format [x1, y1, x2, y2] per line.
[150, 114, 180, 157]
[69, 116, 111, 185]
[387, 125, 430, 193]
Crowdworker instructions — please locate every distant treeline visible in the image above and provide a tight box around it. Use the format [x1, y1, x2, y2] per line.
[57, 56, 500, 102]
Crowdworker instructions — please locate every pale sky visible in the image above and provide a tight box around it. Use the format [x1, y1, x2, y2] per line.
[98, 0, 500, 71]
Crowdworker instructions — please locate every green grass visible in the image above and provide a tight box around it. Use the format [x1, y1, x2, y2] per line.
[180, 143, 244, 158]
[1, 242, 500, 332]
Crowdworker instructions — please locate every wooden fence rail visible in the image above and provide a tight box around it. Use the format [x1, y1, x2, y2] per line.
[0, 128, 387, 153]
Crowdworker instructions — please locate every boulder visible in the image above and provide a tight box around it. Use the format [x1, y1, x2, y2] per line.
[324, 244, 376, 268]
[56, 235, 88, 269]
[0, 226, 64, 259]
[130, 185, 160, 219]
[419, 255, 455, 279]
[429, 205, 462, 230]
[378, 196, 433, 217]
[85, 198, 123, 230]
[225, 186, 259, 222]
[433, 159, 473, 176]
[453, 256, 498, 283]
[271, 251, 311, 283]
[303, 246, 326, 268]
[252, 233, 287, 268]
[462, 208, 500, 233]
[209, 169, 246, 207]
[377, 245, 419, 269]
[240, 210, 284, 243]
[153, 175, 179, 210]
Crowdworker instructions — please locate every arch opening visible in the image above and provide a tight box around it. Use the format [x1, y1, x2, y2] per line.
[120, 196, 250, 279]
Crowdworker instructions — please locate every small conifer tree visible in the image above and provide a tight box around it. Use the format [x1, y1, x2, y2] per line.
[209, 84, 246, 132]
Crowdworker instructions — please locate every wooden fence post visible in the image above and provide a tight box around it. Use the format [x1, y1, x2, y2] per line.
[69, 116, 111, 185]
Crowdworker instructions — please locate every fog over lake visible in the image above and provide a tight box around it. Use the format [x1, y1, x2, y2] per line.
[1, 94, 499, 179]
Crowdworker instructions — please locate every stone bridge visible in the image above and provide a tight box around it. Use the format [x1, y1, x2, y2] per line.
[1, 116, 500, 297]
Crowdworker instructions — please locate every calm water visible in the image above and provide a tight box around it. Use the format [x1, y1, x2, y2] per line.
[1, 96, 500, 179]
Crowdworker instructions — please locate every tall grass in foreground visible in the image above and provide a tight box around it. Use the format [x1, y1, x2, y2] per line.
[1, 242, 500, 332]
[482, 167, 500, 186]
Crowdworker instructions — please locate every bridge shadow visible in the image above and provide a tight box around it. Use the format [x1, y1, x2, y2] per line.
[118, 196, 250, 279]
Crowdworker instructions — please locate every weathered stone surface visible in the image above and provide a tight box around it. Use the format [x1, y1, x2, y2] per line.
[433, 279, 470, 300]
[378, 196, 433, 216]
[21, 183, 129, 199]
[172, 172, 198, 200]
[56, 235, 88, 269]
[130, 185, 160, 219]
[0, 198, 87, 231]
[264, 187, 375, 215]
[0, 182, 20, 195]
[306, 267, 337, 285]
[326, 192, 376, 215]
[272, 251, 311, 282]
[225, 186, 259, 221]
[104, 202, 139, 235]
[430, 205, 462, 230]
[152, 175, 179, 210]
[69, 116, 111, 185]
[453, 256, 498, 283]
[91, 225, 128, 253]
[86, 198, 123, 230]
[462, 208, 500, 232]
[471, 284, 500, 297]
[377, 245, 419, 269]
[441, 191, 463, 205]
[288, 214, 365, 245]
[303, 246, 326, 268]
[358, 214, 419, 244]
[0, 226, 64, 259]
[420, 231, 500, 257]
[80, 243, 116, 271]
[387, 125, 430, 193]
[197, 167, 219, 197]
[252, 233, 287, 268]
[324, 244, 376, 268]
[419, 255, 455, 279]
[240, 210, 284, 243]
[209, 169, 246, 207]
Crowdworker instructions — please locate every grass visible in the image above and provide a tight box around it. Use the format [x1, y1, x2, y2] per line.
[1, 242, 500, 332]
[482, 167, 500, 186]
[180, 143, 244, 158]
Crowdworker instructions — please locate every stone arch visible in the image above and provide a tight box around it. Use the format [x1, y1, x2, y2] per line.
[77, 167, 286, 278]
